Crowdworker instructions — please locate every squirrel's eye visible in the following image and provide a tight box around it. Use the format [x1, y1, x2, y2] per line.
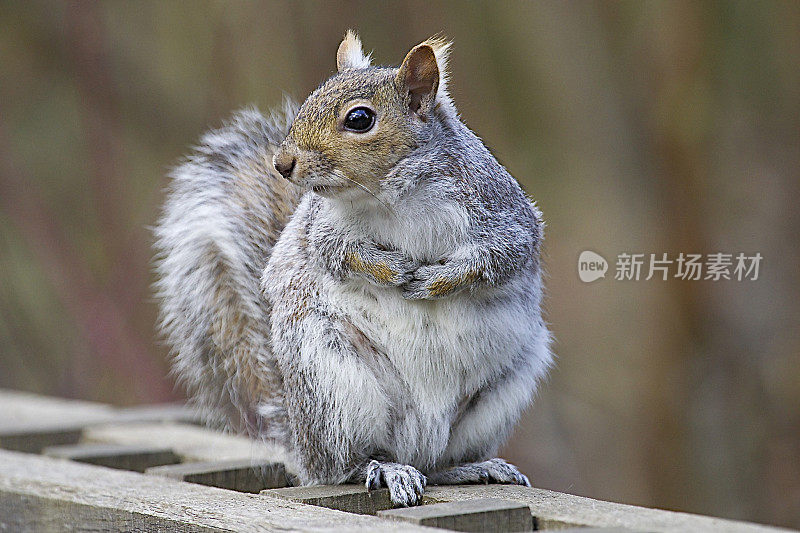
[343, 107, 375, 133]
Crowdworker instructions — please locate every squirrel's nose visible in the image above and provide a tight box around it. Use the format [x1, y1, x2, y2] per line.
[273, 154, 296, 179]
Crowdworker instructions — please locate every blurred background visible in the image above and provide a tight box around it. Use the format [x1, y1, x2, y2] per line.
[1, 0, 798, 528]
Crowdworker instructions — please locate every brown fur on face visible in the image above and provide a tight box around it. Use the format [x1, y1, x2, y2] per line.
[273, 33, 450, 200]
[277, 68, 422, 192]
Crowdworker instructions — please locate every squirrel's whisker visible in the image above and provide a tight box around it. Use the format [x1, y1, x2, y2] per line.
[339, 174, 396, 216]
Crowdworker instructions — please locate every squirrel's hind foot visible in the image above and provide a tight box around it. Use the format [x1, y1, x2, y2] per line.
[427, 458, 531, 487]
[365, 460, 427, 507]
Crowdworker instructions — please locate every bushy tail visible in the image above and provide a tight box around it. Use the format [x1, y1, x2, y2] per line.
[154, 102, 300, 441]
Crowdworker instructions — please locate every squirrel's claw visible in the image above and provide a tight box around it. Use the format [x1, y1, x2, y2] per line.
[478, 458, 531, 486]
[390, 254, 418, 287]
[364, 460, 427, 507]
[365, 460, 383, 490]
[401, 264, 438, 300]
[427, 458, 531, 487]
[354, 246, 417, 287]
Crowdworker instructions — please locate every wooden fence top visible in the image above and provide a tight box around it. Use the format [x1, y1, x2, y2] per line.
[0, 389, 794, 533]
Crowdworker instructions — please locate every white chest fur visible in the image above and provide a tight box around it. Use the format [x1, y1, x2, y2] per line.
[266, 195, 547, 472]
[302, 196, 543, 467]
[324, 270, 541, 467]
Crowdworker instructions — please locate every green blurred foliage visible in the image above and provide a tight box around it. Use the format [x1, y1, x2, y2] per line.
[1, 0, 798, 528]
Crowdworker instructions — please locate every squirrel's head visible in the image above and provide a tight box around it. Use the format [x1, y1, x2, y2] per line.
[273, 30, 452, 201]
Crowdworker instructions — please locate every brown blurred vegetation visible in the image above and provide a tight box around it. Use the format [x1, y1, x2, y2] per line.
[1, 1, 798, 528]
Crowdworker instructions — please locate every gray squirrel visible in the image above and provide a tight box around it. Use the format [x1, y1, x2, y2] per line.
[155, 31, 552, 507]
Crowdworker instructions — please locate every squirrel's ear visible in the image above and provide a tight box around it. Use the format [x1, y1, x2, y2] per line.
[396, 44, 439, 116]
[337, 30, 372, 71]
[396, 36, 452, 116]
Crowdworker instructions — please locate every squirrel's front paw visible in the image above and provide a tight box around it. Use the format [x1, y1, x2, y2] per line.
[375, 249, 417, 286]
[365, 460, 426, 507]
[346, 246, 416, 287]
[402, 263, 476, 300]
[427, 458, 531, 487]
[473, 458, 531, 486]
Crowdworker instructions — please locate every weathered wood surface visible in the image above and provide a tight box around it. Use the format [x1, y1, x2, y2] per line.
[268, 485, 789, 533]
[43, 443, 180, 472]
[110, 403, 204, 425]
[266, 484, 395, 515]
[545, 529, 648, 532]
[0, 390, 200, 426]
[0, 391, 202, 453]
[0, 390, 115, 453]
[2, 389, 796, 533]
[0, 450, 437, 532]
[82, 422, 295, 467]
[423, 485, 793, 532]
[378, 498, 534, 532]
[147, 459, 288, 492]
[266, 483, 794, 532]
[0, 424, 85, 454]
[0, 390, 116, 425]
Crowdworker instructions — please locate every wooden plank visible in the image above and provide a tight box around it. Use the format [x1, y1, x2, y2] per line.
[423, 485, 791, 532]
[147, 459, 288, 493]
[82, 422, 295, 466]
[378, 498, 533, 532]
[0, 491, 224, 533]
[113, 403, 204, 425]
[0, 389, 116, 426]
[264, 485, 395, 515]
[0, 389, 116, 453]
[540, 529, 646, 533]
[43, 443, 181, 472]
[0, 423, 85, 453]
[0, 390, 202, 453]
[2, 390, 790, 532]
[0, 450, 436, 532]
